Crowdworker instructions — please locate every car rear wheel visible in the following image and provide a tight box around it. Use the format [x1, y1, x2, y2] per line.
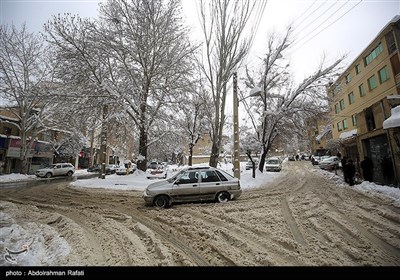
[154, 195, 169, 208]
[45, 172, 52, 178]
[67, 171, 73, 177]
[216, 191, 230, 203]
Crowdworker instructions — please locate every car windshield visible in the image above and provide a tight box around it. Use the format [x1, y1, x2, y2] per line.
[167, 170, 185, 183]
[267, 160, 279, 164]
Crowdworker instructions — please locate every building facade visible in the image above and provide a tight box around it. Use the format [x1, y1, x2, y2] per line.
[328, 15, 400, 186]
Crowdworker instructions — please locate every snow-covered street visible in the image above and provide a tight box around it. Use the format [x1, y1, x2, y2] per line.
[1, 160, 399, 266]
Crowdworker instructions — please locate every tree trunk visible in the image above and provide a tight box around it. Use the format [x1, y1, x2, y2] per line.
[188, 144, 193, 166]
[259, 147, 267, 173]
[209, 143, 219, 167]
[138, 125, 147, 171]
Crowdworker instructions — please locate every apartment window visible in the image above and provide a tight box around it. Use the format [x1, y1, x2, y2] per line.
[345, 73, 352, 84]
[343, 119, 348, 129]
[335, 103, 339, 114]
[348, 92, 355, 104]
[3, 127, 11, 135]
[385, 31, 397, 54]
[352, 114, 357, 126]
[339, 99, 345, 111]
[368, 75, 377, 91]
[337, 121, 343, 132]
[364, 42, 383, 66]
[359, 83, 366, 97]
[355, 64, 361, 74]
[365, 107, 376, 131]
[378, 66, 389, 83]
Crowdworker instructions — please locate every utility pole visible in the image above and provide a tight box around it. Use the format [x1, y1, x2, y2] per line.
[99, 104, 108, 179]
[233, 72, 240, 179]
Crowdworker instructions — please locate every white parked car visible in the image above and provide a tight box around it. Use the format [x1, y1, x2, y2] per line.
[36, 163, 75, 178]
[116, 163, 137, 175]
[265, 158, 282, 172]
[146, 161, 167, 179]
[319, 156, 341, 170]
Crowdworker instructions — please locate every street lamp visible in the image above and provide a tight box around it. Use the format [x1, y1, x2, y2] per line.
[232, 74, 262, 179]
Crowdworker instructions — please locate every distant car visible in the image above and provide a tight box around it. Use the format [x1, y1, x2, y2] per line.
[319, 156, 341, 170]
[88, 164, 115, 175]
[146, 161, 167, 179]
[265, 158, 282, 172]
[288, 155, 295, 161]
[116, 163, 136, 175]
[143, 166, 242, 208]
[36, 163, 75, 178]
[245, 159, 259, 170]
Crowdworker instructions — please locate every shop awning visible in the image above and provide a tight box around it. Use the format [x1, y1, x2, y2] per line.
[339, 128, 358, 139]
[383, 106, 400, 129]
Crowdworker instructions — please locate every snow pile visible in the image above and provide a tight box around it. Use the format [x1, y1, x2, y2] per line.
[0, 173, 36, 182]
[0, 202, 71, 266]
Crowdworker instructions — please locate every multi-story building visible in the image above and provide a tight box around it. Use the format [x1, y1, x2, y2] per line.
[307, 112, 333, 156]
[328, 15, 400, 186]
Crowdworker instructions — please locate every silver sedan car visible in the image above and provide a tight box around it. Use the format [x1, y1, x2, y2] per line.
[143, 166, 242, 208]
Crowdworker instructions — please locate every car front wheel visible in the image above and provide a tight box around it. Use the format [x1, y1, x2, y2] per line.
[154, 195, 169, 208]
[216, 191, 230, 203]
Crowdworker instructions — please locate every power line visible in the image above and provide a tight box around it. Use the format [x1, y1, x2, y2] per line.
[293, 0, 328, 30]
[292, 0, 339, 39]
[291, 0, 363, 53]
[291, 0, 318, 26]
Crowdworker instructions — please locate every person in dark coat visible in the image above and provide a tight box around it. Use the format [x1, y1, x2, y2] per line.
[381, 155, 394, 185]
[361, 156, 374, 182]
[343, 159, 356, 186]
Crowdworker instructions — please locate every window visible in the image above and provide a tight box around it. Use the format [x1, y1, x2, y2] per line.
[201, 171, 221, 182]
[339, 99, 345, 111]
[346, 74, 352, 84]
[352, 114, 357, 126]
[378, 66, 389, 83]
[359, 83, 365, 97]
[355, 64, 361, 74]
[215, 170, 228, 181]
[348, 92, 355, 104]
[3, 127, 11, 135]
[385, 31, 397, 54]
[365, 107, 376, 131]
[364, 43, 383, 66]
[337, 121, 343, 132]
[343, 119, 348, 129]
[368, 75, 377, 91]
[335, 103, 339, 114]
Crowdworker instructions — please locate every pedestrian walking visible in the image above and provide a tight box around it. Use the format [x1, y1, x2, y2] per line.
[361, 156, 374, 182]
[344, 159, 356, 186]
[381, 155, 394, 185]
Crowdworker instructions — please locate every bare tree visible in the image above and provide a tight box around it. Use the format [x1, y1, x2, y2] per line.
[197, 0, 258, 167]
[244, 29, 345, 172]
[0, 24, 57, 174]
[45, 0, 197, 171]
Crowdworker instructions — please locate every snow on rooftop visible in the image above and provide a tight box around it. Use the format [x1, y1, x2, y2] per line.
[339, 128, 357, 139]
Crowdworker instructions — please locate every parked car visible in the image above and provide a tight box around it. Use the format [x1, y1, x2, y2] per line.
[36, 163, 75, 178]
[116, 164, 136, 175]
[319, 156, 341, 170]
[265, 158, 282, 172]
[245, 159, 259, 170]
[288, 155, 296, 161]
[146, 161, 167, 179]
[143, 166, 242, 208]
[87, 164, 115, 175]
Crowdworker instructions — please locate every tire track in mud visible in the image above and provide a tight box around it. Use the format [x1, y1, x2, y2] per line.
[325, 201, 400, 265]
[126, 210, 210, 266]
[174, 207, 301, 265]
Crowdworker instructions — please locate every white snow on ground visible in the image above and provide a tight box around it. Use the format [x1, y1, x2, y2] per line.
[1, 160, 399, 266]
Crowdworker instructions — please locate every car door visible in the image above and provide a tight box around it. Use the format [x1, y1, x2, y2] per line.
[171, 171, 200, 202]
[199, 170, 222, 201]
[53, 164, 63, 176]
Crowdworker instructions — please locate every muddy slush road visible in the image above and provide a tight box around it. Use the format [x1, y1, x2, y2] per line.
[1, 161, 400, 266]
